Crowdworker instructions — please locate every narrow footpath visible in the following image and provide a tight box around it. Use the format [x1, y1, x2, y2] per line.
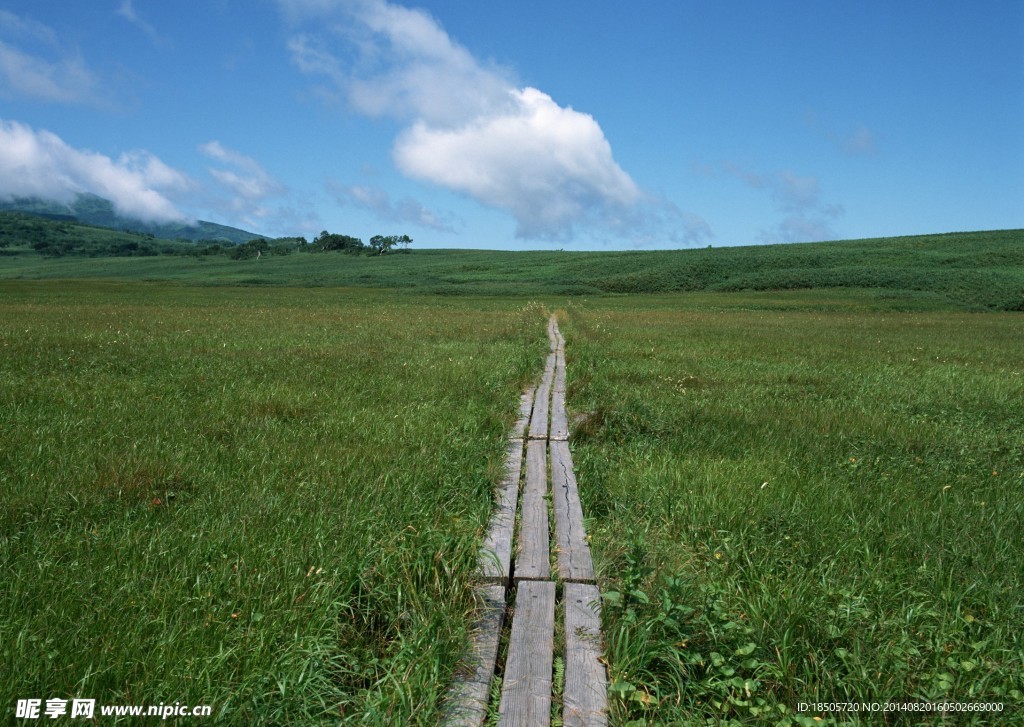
[446, 315, 608, 726]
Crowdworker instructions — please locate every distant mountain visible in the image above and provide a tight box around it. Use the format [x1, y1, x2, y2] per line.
[0, 194, 266, 244]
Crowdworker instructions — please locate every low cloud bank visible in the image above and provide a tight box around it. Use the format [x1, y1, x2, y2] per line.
[0, 118, 190, 223]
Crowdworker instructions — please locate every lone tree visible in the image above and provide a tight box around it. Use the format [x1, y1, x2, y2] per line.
[369, 234, 413, 255]
[313, 230, 364, 253]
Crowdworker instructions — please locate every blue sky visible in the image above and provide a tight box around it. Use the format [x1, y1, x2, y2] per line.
[0, 0, 1021, 249]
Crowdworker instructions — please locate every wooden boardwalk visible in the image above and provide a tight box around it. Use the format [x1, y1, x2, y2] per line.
[551, 441, 595, 584]
[515, 441, 550, 582]
[447, 315, 607, 727]
[479, 440, 524, 583]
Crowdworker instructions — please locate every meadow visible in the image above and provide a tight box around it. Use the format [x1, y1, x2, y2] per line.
[562, 293, 1024, 724]
[1, 228, 1022, 725]
[2, 228, 1022, 311]
[0, 281, 546, 723]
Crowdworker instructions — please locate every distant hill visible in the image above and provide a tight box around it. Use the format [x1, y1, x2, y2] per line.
[1, 226, 1021, 311]
[0, 194, 266, 244]
[0, 210, 209, 258]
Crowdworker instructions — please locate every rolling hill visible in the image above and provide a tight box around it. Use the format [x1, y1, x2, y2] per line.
[0, 193, 265, 243]
[0, 216, 1020, 311]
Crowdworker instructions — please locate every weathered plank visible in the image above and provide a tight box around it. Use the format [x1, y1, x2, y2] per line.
[511, 387, 534, 440]
[550, 400, 569, 442]
[528, 354, 555, 440]
[444, 585, 507, 726]
[550, 441, 594, 583]
[553, 347, 567, 394]
[550, 320, 569, 440]
[563, 583, 608, 727]
[551, 319, 565, 379]
[499, 580, 555, 727]
[550, 317, 565, 348]
[550, 374, 569, 442]
[479, 439, 524, 583]
[515, 441, 550, 581]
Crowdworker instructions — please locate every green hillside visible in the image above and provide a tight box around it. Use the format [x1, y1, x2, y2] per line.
[0, 194, 266, 243]
[1, 225, 1021, 310]
[0, 211, 199, 257]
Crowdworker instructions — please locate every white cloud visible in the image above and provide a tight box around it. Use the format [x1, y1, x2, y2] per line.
[722, 162, 844, 243]
[628, 200, 713, 248]
[0, 119, 191, 222]
[199, 141, 290, 229]
[116, 0, 166, 46]
[771, 170, 828, 213]
[281, 0, 689, 243]
[341, 1, 515, 127]
[327, 178, 459, 232]
[287, 35, 345, 85]
[0, 11, 101, 104]
[393, 87, 641, 239]
[0, 10, 59, 46]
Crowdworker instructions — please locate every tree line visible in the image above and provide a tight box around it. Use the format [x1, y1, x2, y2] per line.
[311, 232, 413, 255]
[0, 212, 415, 260]
[219, 232, 414, 259]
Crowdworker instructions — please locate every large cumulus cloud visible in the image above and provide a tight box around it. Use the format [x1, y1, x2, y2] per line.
[393, 87, 641, 238]
[282, 0, 702, 243]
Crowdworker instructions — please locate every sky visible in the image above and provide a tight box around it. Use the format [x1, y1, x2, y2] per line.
[0, 0, 1021, 249]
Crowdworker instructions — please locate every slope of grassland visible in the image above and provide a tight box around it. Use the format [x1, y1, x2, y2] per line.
[0, 195, 265, 243]
[560, 297, 1024, 723]
[0, 281, 547, 724]
[1, 229, 1021, 310]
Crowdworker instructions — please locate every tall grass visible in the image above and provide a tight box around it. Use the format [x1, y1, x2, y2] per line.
[561, 293, 1024, 724]
[0, 281, 547, 723]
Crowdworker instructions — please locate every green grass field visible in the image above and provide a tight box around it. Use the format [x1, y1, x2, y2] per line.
[1, 229, 1022, 725]
[0, 281, 546, 723]
[2, 229, 1022, 310]
[561, 294, 1024, 724]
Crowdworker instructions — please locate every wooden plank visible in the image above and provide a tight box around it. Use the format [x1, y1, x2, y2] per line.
[550, 319, 568, 440]
[550, 375, 569, 442]
[498, 581, 555, 727]
[514, 440, 550, 581]
[550, 400, 568, 441]
[550, 319, 568, 439]
[444, 585, 507, 726]
[553, 347, 566, 395]
[550, 317, 564, 348]
[479, 439, 524, 582]
[563, 583, 608, 727]
[550, 441, 594, 583]
[528, 354, 555, 441]
[511, 387, 534, 440]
